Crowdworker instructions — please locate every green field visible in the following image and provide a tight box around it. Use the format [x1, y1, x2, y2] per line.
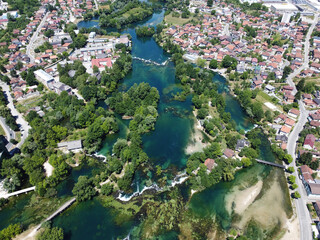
[256, 91, 273, 104]
[164, 13, 194, 25]
[123, 7, 143, 18]
[0, 124, 5, 136]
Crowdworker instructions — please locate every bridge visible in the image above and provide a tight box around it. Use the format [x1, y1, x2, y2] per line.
[1, 186, 36, 199]
[256, 159, 286, 169]
[35, 197, 76, 231]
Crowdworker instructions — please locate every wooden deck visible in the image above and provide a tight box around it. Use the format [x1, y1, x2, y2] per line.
[256, 159, 286, 169]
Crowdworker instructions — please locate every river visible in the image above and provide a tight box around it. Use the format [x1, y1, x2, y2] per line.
[0, 5, 292, 240]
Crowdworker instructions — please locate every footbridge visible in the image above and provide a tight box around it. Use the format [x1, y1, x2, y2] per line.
[256, 159, 286, 169]
[1, 186, 36, 199]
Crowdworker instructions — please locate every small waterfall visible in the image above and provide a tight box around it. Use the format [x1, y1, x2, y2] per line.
[91, 152, 107, 162]
[118, 183, 162, 202]
[132, 56, 169, 66]
[170, 172, 189, 187]
[117, 172, 188, 202]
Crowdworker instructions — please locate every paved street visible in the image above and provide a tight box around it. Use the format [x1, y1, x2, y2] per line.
[0, 81, 31, 150]
[0, 116, 14, 150]
[26, 12, 49, 63]
[286, 13, 319, 240]
[94, 0, 99, 10]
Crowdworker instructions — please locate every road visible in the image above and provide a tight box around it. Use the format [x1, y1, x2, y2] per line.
[94, 0, 99, 10]
[287, 101, 312, 240]
[286, 14, 319, 240]
[26, 12, 49, 63]
[286, 14, 318, 95]
[0, 117, 15, 150]
[0, 81, 31, 150]
[222, 23, 230, 36]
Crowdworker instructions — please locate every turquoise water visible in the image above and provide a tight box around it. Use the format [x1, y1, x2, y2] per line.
[52, 8, 262, 240]
[0, 194, 32, 229]
[0, 5, 287, 240]
[213, 73, 254, 131]
[53, 199, 134, 240]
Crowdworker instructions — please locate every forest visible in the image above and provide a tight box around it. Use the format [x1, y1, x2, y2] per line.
[135, 26, 155, 37]
[107, 82, 160, 134]
[99, 0, 154, 29]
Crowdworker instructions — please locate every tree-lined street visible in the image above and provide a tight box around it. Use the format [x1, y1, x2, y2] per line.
[286, 13, 319, 240]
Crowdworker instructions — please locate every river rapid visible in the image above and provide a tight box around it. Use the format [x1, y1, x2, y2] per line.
[0, 5, 292, 240]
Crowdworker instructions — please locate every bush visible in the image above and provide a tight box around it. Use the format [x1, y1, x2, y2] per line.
[37, 226, 64, 240]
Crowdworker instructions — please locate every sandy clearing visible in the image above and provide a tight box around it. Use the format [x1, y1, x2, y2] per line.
[281, 216, 300, 240]
[185, 117, 208, 155]
[43, 161, 54, 177]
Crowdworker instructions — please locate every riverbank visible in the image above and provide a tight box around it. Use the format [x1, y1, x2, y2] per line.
[225, 180, 263, 215]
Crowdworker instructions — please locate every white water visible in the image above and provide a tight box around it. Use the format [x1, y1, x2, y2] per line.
[118, 183, 161, 202]
[117, 172, 189, 202]
[132, 56, 169, 66]
[91, 152, 107, 162]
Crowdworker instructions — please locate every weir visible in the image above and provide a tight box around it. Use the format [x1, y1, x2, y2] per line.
[132, 56, 169, 66]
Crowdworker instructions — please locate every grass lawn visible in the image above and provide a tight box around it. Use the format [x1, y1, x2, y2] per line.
[65, 128, 88, 141]
[99, 4, 110, 10]
[314, 141, 320, 151]
[16, 95, 43, 114]
[256, 91, 274, 104]
[164, 13, 194, 25]
[253, 91, 284, 113]
[0, 124, 5, 136]
[15, 132, 21, 142]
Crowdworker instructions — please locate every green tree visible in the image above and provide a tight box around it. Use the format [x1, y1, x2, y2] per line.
[296, 79, 305, 91]
[72, 176, 97, 202]
[196, 58, 206, 68]
[101, 184, 113, 196]
[288, 175, 296, 184]
[287, 166, 294, 173]
[222, 55, 237, 69]
[284, 154, 293, 164]
[242, 157, 252, 167]
[0, 224, 22, 240]
[197, 108, 208, 119]
[209, 59, 218, 69]
[293, 191, 301, 199]
[93, 65, 99, 73]
[299, 152, 312, 166]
